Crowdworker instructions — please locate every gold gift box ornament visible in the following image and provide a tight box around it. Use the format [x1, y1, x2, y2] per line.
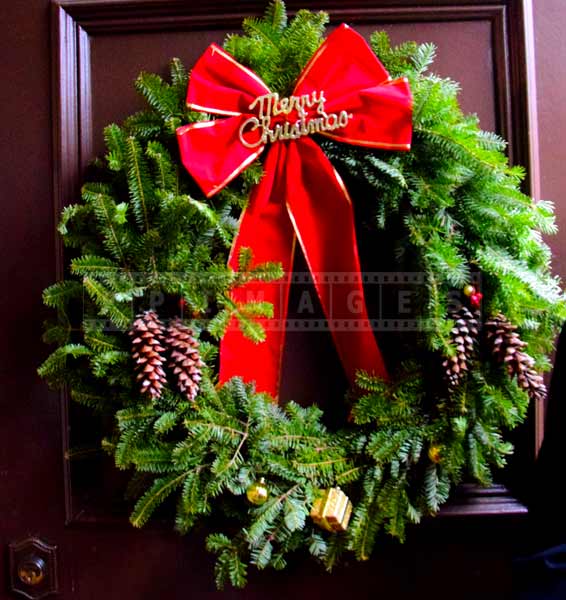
[310, 487, 353, 532]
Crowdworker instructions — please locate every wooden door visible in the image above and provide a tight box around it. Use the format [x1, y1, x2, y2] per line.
[2, 1, 566, 598]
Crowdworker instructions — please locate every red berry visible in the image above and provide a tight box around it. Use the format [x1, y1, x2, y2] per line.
[470, 292, 483, 308]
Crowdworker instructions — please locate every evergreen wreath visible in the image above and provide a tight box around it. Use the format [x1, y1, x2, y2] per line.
[39, 2, 566, 589]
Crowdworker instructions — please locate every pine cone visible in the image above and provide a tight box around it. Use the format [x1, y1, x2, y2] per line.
[484, 313, 547, 403]
[166, 318, 205, 401]
[443, 306, 479, 388]
[129, 310, 167, 399]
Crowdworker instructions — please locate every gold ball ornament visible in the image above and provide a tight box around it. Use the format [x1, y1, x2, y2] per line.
[246, 477, 269, 506]
[428, 445, 443, 463]
[463, 284, 476, 297]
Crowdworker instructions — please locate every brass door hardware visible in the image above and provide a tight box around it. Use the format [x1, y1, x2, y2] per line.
[8, 537, 58, 599]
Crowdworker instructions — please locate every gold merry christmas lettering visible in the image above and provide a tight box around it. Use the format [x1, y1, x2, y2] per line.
[239, 91, 351, 148]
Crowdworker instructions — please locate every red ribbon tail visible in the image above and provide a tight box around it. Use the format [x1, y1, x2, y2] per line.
[285, 139, 389, 385]
[219, 146, 295, 398]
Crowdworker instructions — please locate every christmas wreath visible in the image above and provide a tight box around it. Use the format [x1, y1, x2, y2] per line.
[40, 2, 566, 589]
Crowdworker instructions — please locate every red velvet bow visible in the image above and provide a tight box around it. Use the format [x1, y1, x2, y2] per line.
[177, 24, 412, 398]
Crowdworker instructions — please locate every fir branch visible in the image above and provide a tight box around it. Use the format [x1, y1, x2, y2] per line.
[42, 280, 83, 309]
[130, 472, 188, 528]
[82, 277, 132, 329]
[125, 136, 154, 232]
[82, 184, 132, 272]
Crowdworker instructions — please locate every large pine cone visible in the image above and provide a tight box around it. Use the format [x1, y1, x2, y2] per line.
[129, 310, 167, 399]
[484, 313, 547, 403]
[166, 318, 205, 402]
[443, 306, 479, 388]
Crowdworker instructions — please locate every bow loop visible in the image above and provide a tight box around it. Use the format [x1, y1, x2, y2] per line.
[294, 24, 412, 150]
[177, 117, 264, 197]
[322, 78, 413, 149]
[293, 24, 390, 96]
[187, 44, 270, 116]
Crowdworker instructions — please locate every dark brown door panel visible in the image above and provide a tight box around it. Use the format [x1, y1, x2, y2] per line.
[2, 1, 565, 598]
